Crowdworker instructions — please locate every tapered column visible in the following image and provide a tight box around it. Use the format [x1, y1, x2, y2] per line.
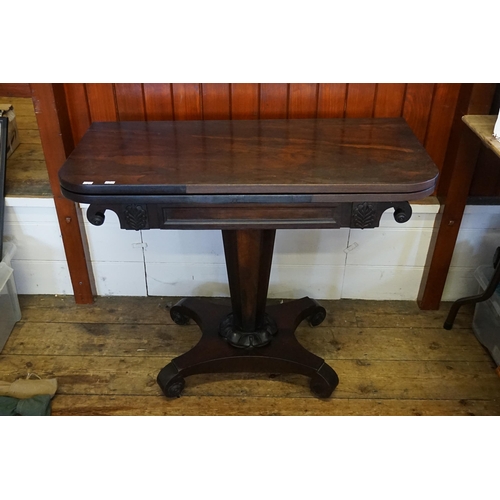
[220, 230, 276, 347]
[222, 229, 276, 331]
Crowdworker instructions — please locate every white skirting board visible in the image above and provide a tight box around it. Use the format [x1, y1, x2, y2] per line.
[4, 196, 500, 301]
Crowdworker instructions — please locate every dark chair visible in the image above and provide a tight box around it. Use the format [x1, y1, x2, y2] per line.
[444, 247, 500, 329]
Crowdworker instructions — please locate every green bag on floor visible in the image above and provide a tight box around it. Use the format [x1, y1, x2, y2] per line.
[0, 395, 52, 416]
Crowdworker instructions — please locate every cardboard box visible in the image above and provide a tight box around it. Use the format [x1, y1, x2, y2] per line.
[0, 105, 20, 158]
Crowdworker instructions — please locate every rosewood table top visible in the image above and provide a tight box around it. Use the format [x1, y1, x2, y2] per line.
[59, 118, 438, 200]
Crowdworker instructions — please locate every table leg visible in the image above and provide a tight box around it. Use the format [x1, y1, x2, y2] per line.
[157, 229, 339, 398]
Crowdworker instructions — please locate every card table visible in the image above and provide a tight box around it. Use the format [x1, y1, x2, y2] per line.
[59, 118, 438, 397]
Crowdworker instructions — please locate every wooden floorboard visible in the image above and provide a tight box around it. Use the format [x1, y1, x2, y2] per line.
[0, 96, 51, 197]
[2, 295, 499, 415]
[50, 395, 500, 416]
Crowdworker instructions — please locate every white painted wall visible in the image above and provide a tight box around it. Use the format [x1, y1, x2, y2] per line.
[4, 198, 72, 295]
[4, 196, 500, 301]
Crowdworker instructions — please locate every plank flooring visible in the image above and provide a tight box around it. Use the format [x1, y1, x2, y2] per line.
[0, 96, 51, 197]
[1, 295, 499, 415]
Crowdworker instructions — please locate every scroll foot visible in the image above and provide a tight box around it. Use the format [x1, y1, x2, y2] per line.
[170, 305, 190, 325]
[309, 363, 339, 398]
[307, 302, 327, 327]
[157, 363, 186, 398]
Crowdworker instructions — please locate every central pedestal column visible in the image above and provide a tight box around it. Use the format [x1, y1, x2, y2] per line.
[219, 229, 278, 348]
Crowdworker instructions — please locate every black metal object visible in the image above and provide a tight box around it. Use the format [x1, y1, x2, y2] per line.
[0, 117, 8, 260]
[444, 247, 500, 330]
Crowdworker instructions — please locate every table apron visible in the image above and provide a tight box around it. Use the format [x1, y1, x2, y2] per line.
[84, 200, 412, 230]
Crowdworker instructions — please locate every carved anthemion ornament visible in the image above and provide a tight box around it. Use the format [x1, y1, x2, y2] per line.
[353, 202, 376, 229]
[125, 204, 148, 230]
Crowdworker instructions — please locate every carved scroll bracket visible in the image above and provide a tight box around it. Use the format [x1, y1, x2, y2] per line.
[86, 205, 107, 226]
[86, 204, 149, 230]
[351, 201, 412, 229]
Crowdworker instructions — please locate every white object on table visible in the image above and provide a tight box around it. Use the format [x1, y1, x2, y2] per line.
[494, 109, 500, 140]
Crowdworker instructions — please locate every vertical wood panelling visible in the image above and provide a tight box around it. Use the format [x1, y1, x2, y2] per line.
[470, 148, 500, 197]
[201, 84, 230, 119]
[115, 84, 146, 121]
[373, 84, 406, 117]
[423, 83, 461, 169]
[143, 84, 174, 120]
[402, 83, 435, 144]
[437, 84, 496, 198]
[51, 84, 75, 160]
[317, 84, 347, 118]
[231, 84, 259, 119]
[63, 84, 91, 145]
[259, 84, 289, 119]
[470, 83, 500, 197]
[172, 84, 202, 120]
[466, 82, 498, 115]
[345, 84, 377, 117]
[288, 84, 318, 119]
[85, 84, 117, 122]
[0, 83, 32, 98]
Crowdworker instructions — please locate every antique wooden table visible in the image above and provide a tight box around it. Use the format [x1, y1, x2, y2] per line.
[59, 118, 438, 398]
